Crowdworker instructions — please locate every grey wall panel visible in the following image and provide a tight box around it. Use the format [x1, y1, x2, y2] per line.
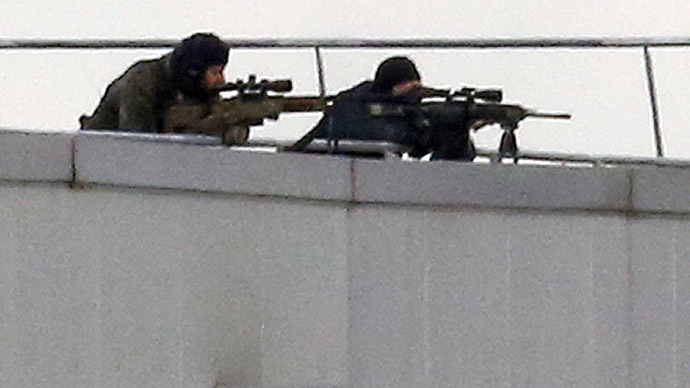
[503, 214, 598, 388]
[673, 221, 690, 388]
[74, 134, 353, 201]
[628, 218, 690, 388]
[629, 218, 676, 388]
[0, 185, 20, 388]
[348, 207, 632, 388]
[353, 160, 632, 211]
[79, 191, 349, 388]
[632, 167, 690, 213]
[173, 197, 264, 388]
[0, 184, 349, 388]
[1, 186, 99, 388]
[588, 216, 630, 387]
[246, 202, 348, 388]
[0, 131, 73, 183]
[347, 207, 429, 388]
[84, 191, 184, 388]
[424, 210, 511, 388]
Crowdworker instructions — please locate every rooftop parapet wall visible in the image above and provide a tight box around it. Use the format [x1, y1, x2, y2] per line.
[3, 129, 690, 388]
[2, 129, 690, 214]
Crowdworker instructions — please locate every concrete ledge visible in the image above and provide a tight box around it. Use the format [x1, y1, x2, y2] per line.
[74, 132, 353, 201]
[0, 128, 683, 214]
[353, 159, 632, 211]
[632, 166, 690, 213]
[0, 130, 74, 182]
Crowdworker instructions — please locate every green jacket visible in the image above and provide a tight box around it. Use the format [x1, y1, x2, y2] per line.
[80, 54, 177, 133]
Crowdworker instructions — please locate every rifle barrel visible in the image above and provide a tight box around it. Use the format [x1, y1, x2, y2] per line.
[279, 96, 333, 112]
[526, 111, 572, 120]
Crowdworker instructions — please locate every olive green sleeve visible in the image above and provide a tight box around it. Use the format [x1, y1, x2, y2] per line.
[163, 103, 228, 136]
[164, 98, 288, 144]
[163, 102, 251, 145]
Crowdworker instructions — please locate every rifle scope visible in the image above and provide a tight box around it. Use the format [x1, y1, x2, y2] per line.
[216, 75, 293, 93]
[454, 87, 503, 103]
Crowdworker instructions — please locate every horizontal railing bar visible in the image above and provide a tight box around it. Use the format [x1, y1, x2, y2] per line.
[4, 37, 690, 50]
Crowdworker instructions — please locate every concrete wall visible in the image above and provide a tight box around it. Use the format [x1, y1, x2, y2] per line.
[2, 130, 690, 388]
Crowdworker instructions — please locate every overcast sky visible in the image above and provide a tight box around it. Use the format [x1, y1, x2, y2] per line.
[2, 1, 690, 158]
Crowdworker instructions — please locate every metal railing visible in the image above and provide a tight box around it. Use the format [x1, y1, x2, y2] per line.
[2, 36, 688, 165]
[4, 37, 690, 49]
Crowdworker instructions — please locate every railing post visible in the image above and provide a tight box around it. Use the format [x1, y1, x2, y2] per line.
[314, 46, 327, 98]
[643, 45, 665, 157]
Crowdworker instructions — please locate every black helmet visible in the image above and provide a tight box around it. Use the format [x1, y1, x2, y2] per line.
[373, 56, 421, 92]
[171, 33, 229, 101]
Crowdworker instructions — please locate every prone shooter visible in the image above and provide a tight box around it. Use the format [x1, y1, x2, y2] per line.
[299, 56, 571, 161]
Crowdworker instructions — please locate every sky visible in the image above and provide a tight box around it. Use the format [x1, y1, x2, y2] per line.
[1, 1, 690, 158]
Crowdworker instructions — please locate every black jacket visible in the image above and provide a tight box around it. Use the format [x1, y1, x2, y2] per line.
[311, 81, 420, 144]
[311, 81, 475, 160]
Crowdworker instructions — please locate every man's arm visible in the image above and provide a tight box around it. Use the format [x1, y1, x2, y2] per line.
[163, 102, 249, 145]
